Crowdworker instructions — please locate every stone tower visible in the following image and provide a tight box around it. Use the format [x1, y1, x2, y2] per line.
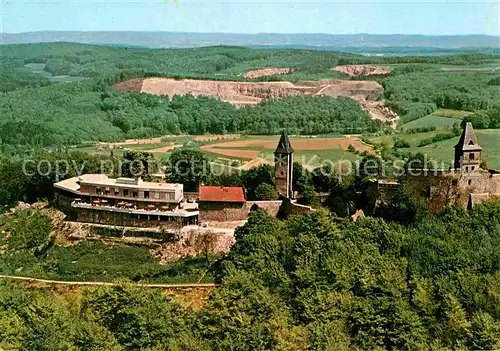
[454, 122, 482, 172]
[274, 131, 294, 198]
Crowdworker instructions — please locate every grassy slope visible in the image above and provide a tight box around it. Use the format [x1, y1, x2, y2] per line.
[402, 115, 461, 129]
[371, 128, 500, 170]
[0, 239, 215, 283]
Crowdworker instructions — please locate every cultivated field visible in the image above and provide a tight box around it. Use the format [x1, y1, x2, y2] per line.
[200, 135, 373, 169]
[75, 134, 372, 170]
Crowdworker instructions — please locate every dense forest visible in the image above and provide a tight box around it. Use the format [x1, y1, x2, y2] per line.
[1, 201, 499, 350]
[381, 71, 500, 123]
[0, 43, 499, 154]
[0, 80, 379, 155]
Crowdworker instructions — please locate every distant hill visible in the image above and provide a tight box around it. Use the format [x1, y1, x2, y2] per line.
[1, 31, 499, 49]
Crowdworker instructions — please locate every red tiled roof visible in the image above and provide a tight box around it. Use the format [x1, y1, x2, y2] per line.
[199, 185, 245, 203]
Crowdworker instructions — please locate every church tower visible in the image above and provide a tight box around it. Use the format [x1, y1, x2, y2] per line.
[274, 131, 294, 198]
[454, 122, 482, 172]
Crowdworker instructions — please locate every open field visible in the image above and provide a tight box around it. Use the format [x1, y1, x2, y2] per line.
[74, 134, 371, 170]
[402, 115, 461, 129]
[370, 128, 500, 170]
[431, 109, 473, 119]
[200, 135, 372, 168]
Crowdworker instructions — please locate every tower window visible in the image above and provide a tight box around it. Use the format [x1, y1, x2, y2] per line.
[468, 140, 474, 145]
[469, 153, 475, 160]
[468, 179, 472, 186]
[466, 166, 469, 171]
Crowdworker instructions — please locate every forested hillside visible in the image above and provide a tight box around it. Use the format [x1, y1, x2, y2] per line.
[1, 202, 499, 350]
[1, 43, 499, 154]
[0, 80, 379, 155]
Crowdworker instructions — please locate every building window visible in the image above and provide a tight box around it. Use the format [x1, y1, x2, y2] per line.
[144, 191, 150, 199]
[96, 187, 101, 195]
[466, 166, 469, 171]
[123, 189, 129, 197]
[468, 179, 472, 186]
[133, 191, 138, 198]
[469, 153, 475, 160]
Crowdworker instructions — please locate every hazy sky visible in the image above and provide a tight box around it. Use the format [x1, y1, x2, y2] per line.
[1, 0, 499, 35]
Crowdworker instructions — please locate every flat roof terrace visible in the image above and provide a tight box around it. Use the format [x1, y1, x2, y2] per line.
[55, 174, 182, 193]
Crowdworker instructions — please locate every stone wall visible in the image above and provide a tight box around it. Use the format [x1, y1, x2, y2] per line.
[199, 202, 247, 222]
[199, 200, 284, 222]
[405, 168, 500, 211]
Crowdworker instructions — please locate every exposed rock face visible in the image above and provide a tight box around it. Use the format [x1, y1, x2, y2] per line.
[113, 77, 399, 127]
[334, 65, 392, 77]
[244, 67, 295, 79]
[114, 77, 383, 104]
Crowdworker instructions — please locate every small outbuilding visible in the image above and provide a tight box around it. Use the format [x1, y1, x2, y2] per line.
[198, 185, 247, 222]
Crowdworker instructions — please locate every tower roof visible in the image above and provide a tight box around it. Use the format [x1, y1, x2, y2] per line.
[275, 131, 294, 153]
[455, 122, 482, 151]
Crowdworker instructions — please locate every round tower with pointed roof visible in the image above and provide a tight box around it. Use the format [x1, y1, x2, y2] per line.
[274, 131, 294, 199]
[454, 122, 482, 172]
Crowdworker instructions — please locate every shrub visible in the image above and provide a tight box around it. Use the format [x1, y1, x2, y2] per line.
[393, 138, 411, 148]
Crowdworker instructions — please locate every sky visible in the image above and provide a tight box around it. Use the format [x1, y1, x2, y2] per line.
[1, 0, 499, 35]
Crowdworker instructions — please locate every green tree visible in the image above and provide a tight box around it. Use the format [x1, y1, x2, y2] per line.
[254, 183, 278, 200]
[166, 147, 210, 192]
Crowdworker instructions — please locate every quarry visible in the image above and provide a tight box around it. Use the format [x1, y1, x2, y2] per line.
[114, 75, 399, 126]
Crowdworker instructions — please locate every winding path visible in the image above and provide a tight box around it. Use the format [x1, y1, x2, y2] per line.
[0, 274, 215, 289]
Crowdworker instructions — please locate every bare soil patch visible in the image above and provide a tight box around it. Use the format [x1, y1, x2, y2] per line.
[203, 137, 373, 153]
[201, 145, 260, 159]
[244, 67, 295, 79]
[334, 65, 392, 77]
[148, 145, 180, 153]
[115, 78, 382, 106]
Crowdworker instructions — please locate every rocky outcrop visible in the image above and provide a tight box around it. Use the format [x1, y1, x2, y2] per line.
[244, 67, 295, 79]
[113, 77, 398, 128]
[334, 65, 392, 77]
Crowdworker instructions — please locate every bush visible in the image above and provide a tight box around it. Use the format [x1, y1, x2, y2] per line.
[404, 126, 436, 134]
[487, 76, 500, 86]
[2, 210, 51, 251]
[393, 138, 410, 148]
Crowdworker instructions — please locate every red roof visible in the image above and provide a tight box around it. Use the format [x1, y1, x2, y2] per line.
[199, 185, 245, 203]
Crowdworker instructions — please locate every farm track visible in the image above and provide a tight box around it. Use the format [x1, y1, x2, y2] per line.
[0, 274, 215, 289]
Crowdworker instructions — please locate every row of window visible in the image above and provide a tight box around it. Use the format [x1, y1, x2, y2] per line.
[94, 187, 175, 201]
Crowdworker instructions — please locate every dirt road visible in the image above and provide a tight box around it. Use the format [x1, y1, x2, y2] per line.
[0, 274, 215, 288]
